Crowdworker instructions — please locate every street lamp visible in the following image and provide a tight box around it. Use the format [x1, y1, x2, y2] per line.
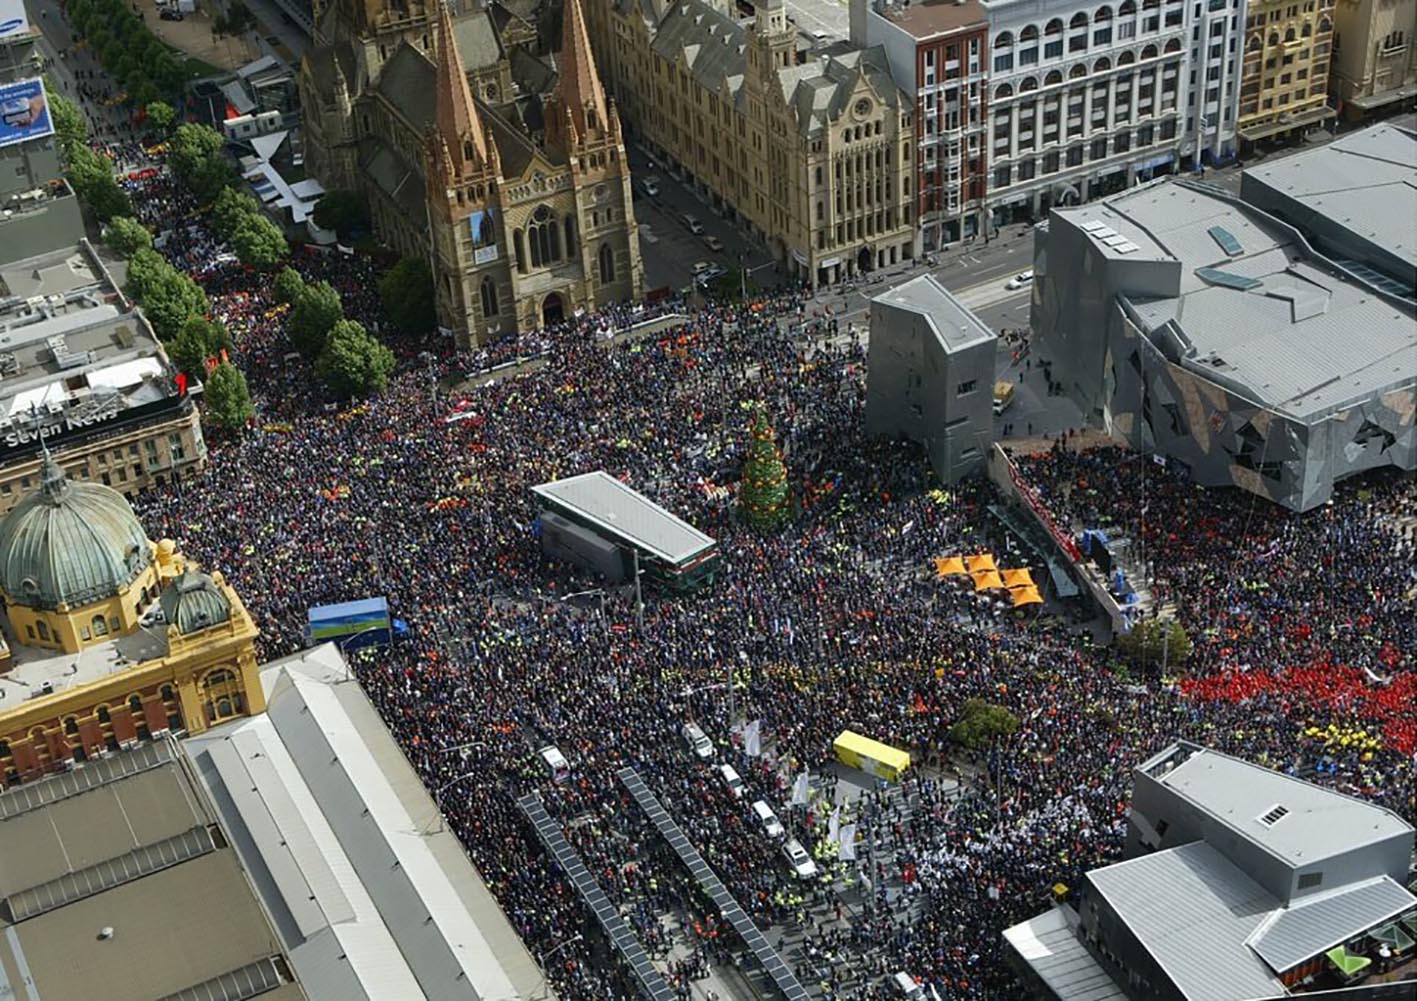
[424, 769, 479, 836]
[740, 256, 776, 301]
[533, 932, 585, 999]
[560, 587, 608, 636]
[434, 740, 491, 759]
[331, 621, 393, 684]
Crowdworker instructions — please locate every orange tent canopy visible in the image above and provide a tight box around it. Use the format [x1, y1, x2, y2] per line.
[1002, 568, 1035, 589]
[1011, 586, 1044, 607]
[934, 556, 967, 578]
[972, 570, 1006, 591]
[965, 553, 998, 574]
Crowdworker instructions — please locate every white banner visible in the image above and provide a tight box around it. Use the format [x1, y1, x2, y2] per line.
[827, 805, 840, 844]
[744, 719, 762, 757]
[839, 823, 857, 861]
[791, 771, 809, 806]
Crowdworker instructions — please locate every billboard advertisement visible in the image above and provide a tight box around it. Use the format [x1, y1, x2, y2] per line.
[0, 78, 53, 149]
[0, 0, 28, 39]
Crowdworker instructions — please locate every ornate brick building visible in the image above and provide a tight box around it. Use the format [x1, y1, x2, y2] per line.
[300, 0, 643, 344]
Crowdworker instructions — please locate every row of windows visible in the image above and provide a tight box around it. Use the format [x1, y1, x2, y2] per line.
[992, 122, 1177, 186]
[995, 46, 1181, 98]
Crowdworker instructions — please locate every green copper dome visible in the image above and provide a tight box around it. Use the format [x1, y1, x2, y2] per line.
[0, 457, 153, 610]
[158, 569, 232, 635]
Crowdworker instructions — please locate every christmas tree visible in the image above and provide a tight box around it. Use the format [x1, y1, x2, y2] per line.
[738, 406, 790, 532]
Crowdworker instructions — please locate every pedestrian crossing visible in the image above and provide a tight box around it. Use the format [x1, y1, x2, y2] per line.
[518, 793, 678, 1001]
[617, 767, 811, 1001]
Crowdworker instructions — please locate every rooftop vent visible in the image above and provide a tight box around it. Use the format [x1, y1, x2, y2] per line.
[1258, 804, 1289, 827]
[1208, 225, 1243, 257]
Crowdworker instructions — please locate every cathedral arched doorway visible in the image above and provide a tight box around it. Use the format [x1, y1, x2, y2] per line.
[542, 293, 564, 326]
[857, 246, 874, 273]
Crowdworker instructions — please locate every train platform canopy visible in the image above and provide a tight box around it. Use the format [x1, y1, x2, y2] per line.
[531, 471, 717, 566]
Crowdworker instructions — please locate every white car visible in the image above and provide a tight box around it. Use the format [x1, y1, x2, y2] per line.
[703, 235, 724, 252]
[639, 176, 660, 197]
[1005, 270, 1034, 290]
[752, 799, 784, 838]
[782, 838, 818, 879]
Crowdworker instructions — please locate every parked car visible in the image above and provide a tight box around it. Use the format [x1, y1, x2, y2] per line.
[159, 8, 184, 19]
[1005, 269, 1034, 290]
[681, 722, 713, 759]
[639, 176, 661, 197]
[691, 261, 715, 277]
[703, 235, 724, 252]
[681, 213, 704, 235]
[752, 800, 785, 838]
[782, 838, 818, 879]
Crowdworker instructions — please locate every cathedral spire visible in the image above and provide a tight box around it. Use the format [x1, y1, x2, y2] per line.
[553, 0, 611, 142]
[433, 0, 490, 174]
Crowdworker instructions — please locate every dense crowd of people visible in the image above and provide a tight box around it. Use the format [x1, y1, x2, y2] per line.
[110, 144, 1414, 1000]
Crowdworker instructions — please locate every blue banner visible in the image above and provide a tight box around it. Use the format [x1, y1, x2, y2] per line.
[0, 78, 53, 149]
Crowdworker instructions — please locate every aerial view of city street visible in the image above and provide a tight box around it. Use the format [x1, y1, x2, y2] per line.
[0, 0, 1411, 995]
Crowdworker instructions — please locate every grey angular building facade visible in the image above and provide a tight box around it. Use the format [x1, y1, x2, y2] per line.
[1030, 177, 1415, 511]
[865, 274, 996, 483]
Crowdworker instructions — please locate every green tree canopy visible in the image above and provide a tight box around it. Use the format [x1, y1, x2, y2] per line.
[46, 86, 87, 158]
[1116, 618, 1192, 672]
[230, 214, 289, 270]
[210, 186, 262, 238]
[202, 362, 254, 431]
[101, 216, 152, 258]
[316, 319, 396, 398]
[737, 406, 791, 532]
[273, 266, 306, 305]
[65, 145, 131, 222]
[126, 251, 209, 341]
[311, 189, 369, 240]
[144, 100, 176, 134]
[288, 280, 344, 356]
[169, 124, 234, 201]
[169, 316, 229, 378]
[948, 699, 1020, 750]
[378, 257, 435, 333]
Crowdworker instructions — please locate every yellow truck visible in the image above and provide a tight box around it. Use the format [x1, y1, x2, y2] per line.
[833, 730, 911, 782]
[993, 381, 1016, 415]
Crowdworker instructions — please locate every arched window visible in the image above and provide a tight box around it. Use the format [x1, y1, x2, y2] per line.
[1020, 76, 1039, 91]
[1300, 21, 1311, 37]
[1284, 27, 1296, 42]
[528, 206, 560, 268]
[203, 669, 236, 689]
[1094, 56, 1112, 71]
[1164, 38, 1181, 52]
[1318, 16, 1331, 32]
[1118, 50, 1136, 65]
[563, 216, 577, 259]
[64, 717, 79, 736]
[480, 276, 499, 316]
[1268, 31, 1280, 45]
[161, 685, 175, 703]
[598, 243, 615, 284]
[1141, 43, 1158, 58]
[995, 82, 1014, 99]
[1070, 12, 1089, 28]
[1070, 63, 1088, 78]
[129, 694, 143, 714]
[1247, 33, 1262, 51]
[1095, 5, 1112, 20]
[1045, 69, 1064, 85]
[92, 613, 108, 637]
[1118, 0, 1135, 12]
[1045, 18, 1064, 35]
[1020, 25, 1039, 41]
[513, 229, 526, 272]
[97, 705, 111, 724]
[994, 30, 1014, 48]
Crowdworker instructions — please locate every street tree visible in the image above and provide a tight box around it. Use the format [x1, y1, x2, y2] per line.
[101, 216, 152, 257]
[169, 316, 229, 378]
[46, 86, 87, 158]
[273, 266, 305, 304]
[316, 319, 396, 397]
[288, 280, 344, 356]
[202, 363, 254, 431]
[230, 214, 289, 270]
[145, 100, 176, 134]
[949, 699, 1020, 750]
[378, 257, 435, 332]
[1116, 618, 1192, 672]
[210, 186, 262, 238]
[312, 190, 370, 240]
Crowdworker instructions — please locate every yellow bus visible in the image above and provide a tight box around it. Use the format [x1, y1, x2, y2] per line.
[833, 731, 911, 782]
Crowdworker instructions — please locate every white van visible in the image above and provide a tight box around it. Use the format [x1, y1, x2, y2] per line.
[717, 763, 744, 798]
[892, 972, 926, 999]
[752, 799, 784, 838]
[538, 745, 570, 784]
[681, 722, 714, 759]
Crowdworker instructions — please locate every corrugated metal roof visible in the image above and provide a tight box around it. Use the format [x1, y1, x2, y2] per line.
[1249, 876, 1417, 974]
[1003, 907, 1128, 1001]
[531, 471, 715, 564]
[1156, 750, 1413, 868]
[1085, 841, 1285, 1001]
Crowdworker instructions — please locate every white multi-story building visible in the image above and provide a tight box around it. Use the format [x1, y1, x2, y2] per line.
[1179, 0, 1245, 166]
[983, 0, 1189, 224]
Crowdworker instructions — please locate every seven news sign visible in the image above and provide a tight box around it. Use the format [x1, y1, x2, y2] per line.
[0, 78, 52, 150]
